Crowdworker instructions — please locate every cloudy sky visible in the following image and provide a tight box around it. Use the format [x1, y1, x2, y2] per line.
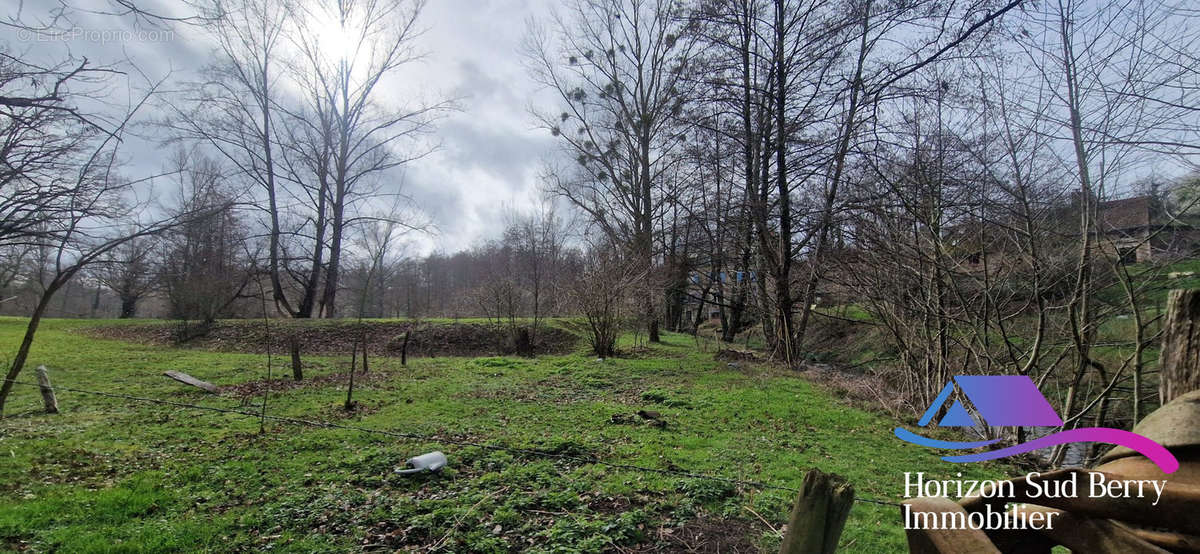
[404, 0, 562, 253]
[3, 0, 563, 255]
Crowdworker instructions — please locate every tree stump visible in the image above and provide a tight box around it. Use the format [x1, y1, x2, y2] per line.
[779, 469, 855, 554]
[1161, 289, 1200, 404]
[35, 366, 57, 414]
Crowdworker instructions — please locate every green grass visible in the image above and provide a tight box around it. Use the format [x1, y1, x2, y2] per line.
[814, 305, 874, 323]
[0, 317, 1016, 552]
[1104, 258, 1200, 307]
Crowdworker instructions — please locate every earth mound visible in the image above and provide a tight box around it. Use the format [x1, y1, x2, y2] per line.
[84, 320, 578, 358]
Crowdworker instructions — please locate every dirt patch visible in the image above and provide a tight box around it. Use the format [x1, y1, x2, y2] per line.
[83, 321, 578, 358]
[634, 516, 760, 553]
[714, 349, 760, 362]
[221, 369, 397, 398]
[799, 364, 914, 419]
[314, 399, 382, 420]
[23, 449, 119, 489]
[458, 373, 647, 406]
[586, 495, 633, 514]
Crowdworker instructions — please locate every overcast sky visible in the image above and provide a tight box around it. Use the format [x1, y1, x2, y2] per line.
[398, 0, 562, 254]
[3, 0, 563, 255]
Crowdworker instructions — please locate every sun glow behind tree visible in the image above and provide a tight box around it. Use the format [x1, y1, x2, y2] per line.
[292, 0, 426, 92]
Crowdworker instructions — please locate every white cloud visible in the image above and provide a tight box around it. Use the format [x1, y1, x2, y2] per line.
[0, 0, 565, 256]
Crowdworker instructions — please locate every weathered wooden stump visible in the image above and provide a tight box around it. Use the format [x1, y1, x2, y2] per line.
[36, 365, 57, 414]
[779, 469, 855, 554]
[1161, 289, 1200, 404]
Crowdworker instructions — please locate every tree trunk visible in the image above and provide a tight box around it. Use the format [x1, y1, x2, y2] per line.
[1160, 289, 1200, 404]
[296, 173, 328, 318]
[262, 61, 293, 318]
[91, 286, 102, 318]
[120, 295, 138, 319]
[735, 0, 758, 346]
[692, 282, 712, 335]
[771, 0, 796, 366]
[320, 198, 344, 318]
[514, 327, 532, 357]
[0, 284, 59, 417]
[794, 8, 870, 354]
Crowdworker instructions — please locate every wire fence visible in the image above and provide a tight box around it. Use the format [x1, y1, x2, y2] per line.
[1, 377, 903, 508]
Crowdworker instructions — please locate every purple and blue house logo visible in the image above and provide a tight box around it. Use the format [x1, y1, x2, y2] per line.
[893, 375, 1179, 474]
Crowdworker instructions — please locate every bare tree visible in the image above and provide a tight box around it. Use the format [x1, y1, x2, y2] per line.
[569, 245, 644, 357]
[166, 0, 293, 315]
[345, 219, 408, 319]
[1007, 0, 1200, 462]
[527, 0, 700, 342]
[289, 0, 447, 318]
[162, 0, 292, 316]
[166, 0, 444, 319]
[0, 246, 32, 307]
[0, 7, 215, 415]
[0, 98, 206, 415]
[158, 151, 255, 335]
[94, 236, 156, 318]
[511, 204, 568, 347]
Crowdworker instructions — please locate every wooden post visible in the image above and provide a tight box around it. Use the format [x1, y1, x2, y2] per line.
[779, 469, 855, 554]
[163, 371, 220, 393]
[290, 337, 302, 381]
[35, 365, 57, 414]
[401, 330, 410, 366]
[360, 334, 369, 374]
[1160, 289, 1200, 404]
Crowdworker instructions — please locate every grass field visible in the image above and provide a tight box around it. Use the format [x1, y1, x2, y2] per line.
[0, 317, 1016, 553]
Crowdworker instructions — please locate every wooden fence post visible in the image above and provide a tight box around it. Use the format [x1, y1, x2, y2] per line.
[35, 365, 58, 414]
[401, 331, 410, 366]
[1161, 289, 1200, 404]
[290, 337, 303, 381]
[361, 335, 369, 374]
[779, 469, 855, 554]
